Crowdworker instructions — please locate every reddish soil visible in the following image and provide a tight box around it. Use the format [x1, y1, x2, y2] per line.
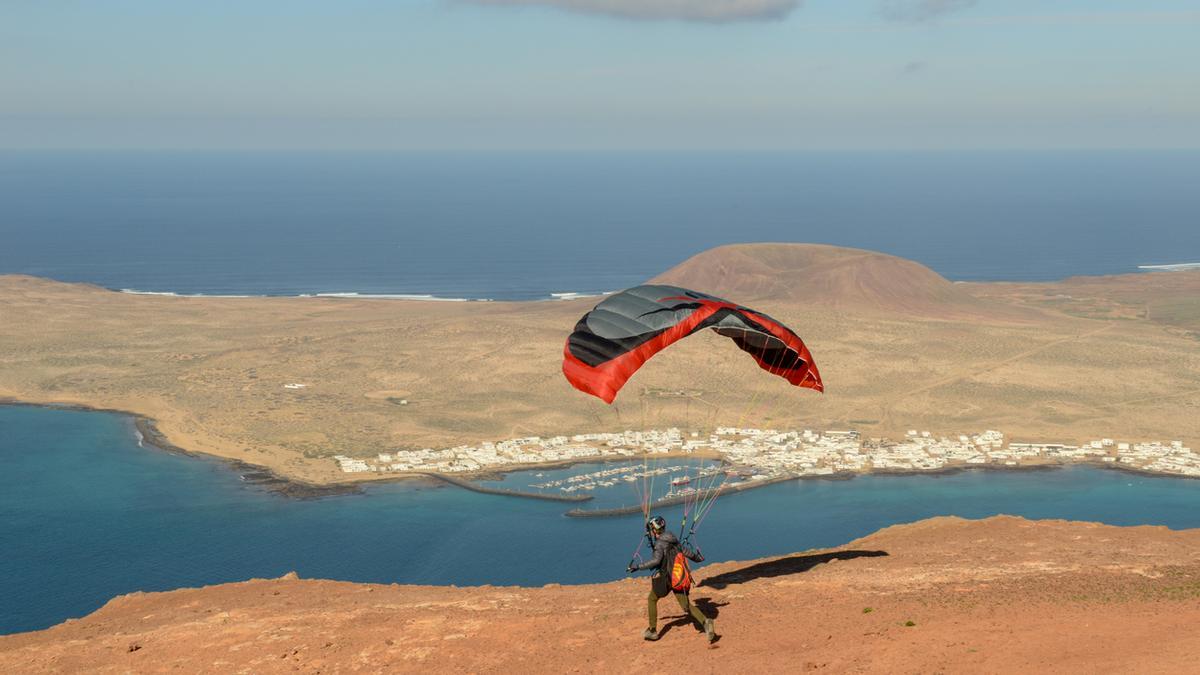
[4, 516, 1200, 674]
[652, 243, 1030, 319]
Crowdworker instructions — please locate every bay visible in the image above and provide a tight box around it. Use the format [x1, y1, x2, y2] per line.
[3, 404, 1199, 635]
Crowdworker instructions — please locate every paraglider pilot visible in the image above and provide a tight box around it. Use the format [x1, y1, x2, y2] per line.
[628, 515, 716, 643]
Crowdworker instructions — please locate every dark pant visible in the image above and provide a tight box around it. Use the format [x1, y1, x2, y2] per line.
[647, 587, 708, 631]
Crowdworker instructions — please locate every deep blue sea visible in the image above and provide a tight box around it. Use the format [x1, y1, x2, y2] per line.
[4, 404, 1200, 635]
[2, 151, 1198, 299]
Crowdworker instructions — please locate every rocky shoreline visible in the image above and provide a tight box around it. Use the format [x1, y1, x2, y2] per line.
[129, 417, 363, 499]
[0, 399, 362, 500]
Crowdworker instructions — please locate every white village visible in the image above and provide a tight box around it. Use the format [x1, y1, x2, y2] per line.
[333, 426, 1199, 491]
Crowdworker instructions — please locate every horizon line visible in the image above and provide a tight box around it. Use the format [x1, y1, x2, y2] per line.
[3, 146, 1198, 154]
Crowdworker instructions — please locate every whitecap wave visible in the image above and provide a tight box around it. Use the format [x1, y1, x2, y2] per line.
[119, 288, 487, 301]
[548, 291, 614, 301]
[314, 292, 476, 302]
[1138, 262, 1200, 272]
[119, 289, 254, 298]
[120, 288, 180, 296]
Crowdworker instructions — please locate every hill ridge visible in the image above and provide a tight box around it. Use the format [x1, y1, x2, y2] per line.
[652, 242, 1024, 318]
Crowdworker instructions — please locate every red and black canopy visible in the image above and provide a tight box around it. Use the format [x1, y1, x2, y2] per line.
[562, 285, 823, 403]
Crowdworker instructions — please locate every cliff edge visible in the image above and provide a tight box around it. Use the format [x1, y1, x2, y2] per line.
[4, 516, 1200, 673]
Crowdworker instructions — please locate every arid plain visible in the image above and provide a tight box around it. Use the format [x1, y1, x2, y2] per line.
[2, 243, 1198, 484]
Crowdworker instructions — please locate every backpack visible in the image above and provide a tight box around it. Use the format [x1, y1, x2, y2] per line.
[669, 550, 693, 593]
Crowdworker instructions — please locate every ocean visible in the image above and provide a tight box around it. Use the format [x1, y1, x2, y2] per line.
[4, 404, 1200, 635]
[2, 150, 1198, 299]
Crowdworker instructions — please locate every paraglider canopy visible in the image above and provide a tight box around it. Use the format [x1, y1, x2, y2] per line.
[562, 285, 822, 403]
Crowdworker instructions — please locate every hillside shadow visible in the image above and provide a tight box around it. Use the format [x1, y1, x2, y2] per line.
[693, 597, 725, 619]
[698, 550, 889, 590]
[659, 599, 729, 641]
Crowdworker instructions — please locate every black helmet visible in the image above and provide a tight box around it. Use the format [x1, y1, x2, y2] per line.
[646, 515, 666, 533]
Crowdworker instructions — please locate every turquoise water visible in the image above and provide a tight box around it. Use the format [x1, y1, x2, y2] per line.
[4, 404, 1200, 635]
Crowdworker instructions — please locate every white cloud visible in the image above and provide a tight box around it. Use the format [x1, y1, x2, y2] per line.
[880, 0, 976, 22]
[459, 0, 802, 22]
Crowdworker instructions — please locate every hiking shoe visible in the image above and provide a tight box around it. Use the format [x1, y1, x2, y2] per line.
[704, 619, 717, 643]
[642, 629, 660, 641]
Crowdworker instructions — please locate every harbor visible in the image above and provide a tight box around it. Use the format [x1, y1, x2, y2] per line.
[419, 472, 593, 503]
[410, 426, 1200, 516]
[527, 463, 727, 495]
[336, 426, 1199, 485]
[564, 474, 798, 518]
[7, 403, 1200, 637]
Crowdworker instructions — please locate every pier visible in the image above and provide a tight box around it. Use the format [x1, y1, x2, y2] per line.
[564, 474, 800, 518]
[422, 472, 594, 503]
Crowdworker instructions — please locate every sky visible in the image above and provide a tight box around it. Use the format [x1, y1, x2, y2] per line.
[1, 0, 1197, 150]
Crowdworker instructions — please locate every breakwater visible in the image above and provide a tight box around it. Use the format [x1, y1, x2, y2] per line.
[422, 472, 594, 503]
[564, 474, 802, 518]
[0, 399, 362, 500]
[564, 461, 1200, 519]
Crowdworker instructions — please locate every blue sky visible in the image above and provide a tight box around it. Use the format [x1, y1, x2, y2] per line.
[1, 0, 1197, 150]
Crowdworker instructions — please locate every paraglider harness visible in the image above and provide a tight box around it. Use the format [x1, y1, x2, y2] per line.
[629, 520, 696, 593]
[668, 546, 694, 593]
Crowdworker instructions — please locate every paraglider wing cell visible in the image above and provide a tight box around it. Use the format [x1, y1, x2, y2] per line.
[562, 285, 822, 403]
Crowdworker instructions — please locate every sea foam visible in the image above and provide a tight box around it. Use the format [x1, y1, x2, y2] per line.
[119, 289, 253, 298]
[548, 291, 613, 301]
[1138, 262, 1200, 272]
[314, 292, 479, 302]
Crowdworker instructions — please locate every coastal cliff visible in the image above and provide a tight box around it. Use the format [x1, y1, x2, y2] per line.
[4, 515, 1200, 673]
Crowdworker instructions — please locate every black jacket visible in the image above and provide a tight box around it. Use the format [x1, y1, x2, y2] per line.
[635, 530, 703, 575]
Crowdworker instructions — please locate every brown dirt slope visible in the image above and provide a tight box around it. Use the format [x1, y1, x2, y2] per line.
[652, 243, 1024, 319]
[968, 268, 1200, 332]
[5, 516, 1200, 674]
